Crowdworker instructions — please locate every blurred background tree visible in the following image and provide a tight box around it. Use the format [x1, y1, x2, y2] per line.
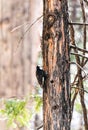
[0, 0, 43, 130]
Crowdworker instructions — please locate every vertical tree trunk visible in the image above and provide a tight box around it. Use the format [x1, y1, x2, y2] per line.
[42, 0, 71, 130]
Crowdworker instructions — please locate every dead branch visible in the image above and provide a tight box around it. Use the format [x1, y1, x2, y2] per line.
[70, 61, 87, 76]
[70, 44, 88, 53]
[70, 2, 88, 128]
[78, 0, 88, 124]
[83, 73, 88, 80]
[71, 86, 88, 93]
[71, 89, 78, 119]
[13, 15, 43, 53]
[69, 25, 81, 63]
[36, 124, 43, 130]
[80, 90, 88, 129]
[82, 59, 88, 67]
[80, 0, 87, 66]
[69, 22, 88, 26]
[70, 74, 78, 86]
[70, 52, 88, 60]
[18, 15, 43, 43]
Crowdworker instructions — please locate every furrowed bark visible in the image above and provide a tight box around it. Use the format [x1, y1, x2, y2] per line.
[42, 0, 71, 130]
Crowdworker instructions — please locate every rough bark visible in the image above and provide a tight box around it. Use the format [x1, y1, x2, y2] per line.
[42, 0, 71, 130]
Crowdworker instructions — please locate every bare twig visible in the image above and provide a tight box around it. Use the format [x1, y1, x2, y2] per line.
[71, 86, 88, 93]
[83, 73, 88, 80]
[11, 15, 43, 52]
[78, 1, 88, 125]
[70, 44, 88, 53]
[80, 0, 87, 66]
[71, 89, 78, 119]
[69, 25, 83, 119]
[70, 61, 87, 76]
[69, 22, 88, 26]
[82, 59, 88, 67]
[70, 2, 88, 129]
[70, 52, 88, 60]
[69, 24, 81, 64]
[36, 124, 43, 130]
[18, 15, 43, 43]
[14, 15, 43, 53]
[80, 90, 88, 129]
[11, 22, 30, 32]
[70, 74, 78, 86]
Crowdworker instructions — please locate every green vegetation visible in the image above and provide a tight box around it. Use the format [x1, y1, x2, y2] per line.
[0, 94, 42, 129]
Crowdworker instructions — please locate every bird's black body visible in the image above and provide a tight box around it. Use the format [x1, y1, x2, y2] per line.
[36, 66, 47, 88]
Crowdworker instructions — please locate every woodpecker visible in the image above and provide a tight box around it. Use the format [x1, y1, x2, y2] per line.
[36, 66, 46, 88]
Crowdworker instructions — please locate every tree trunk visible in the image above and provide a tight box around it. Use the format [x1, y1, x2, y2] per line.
[42, 0, 71, 130]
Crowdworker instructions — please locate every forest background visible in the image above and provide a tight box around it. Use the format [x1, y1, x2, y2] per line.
[0, 0, 88, 130]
